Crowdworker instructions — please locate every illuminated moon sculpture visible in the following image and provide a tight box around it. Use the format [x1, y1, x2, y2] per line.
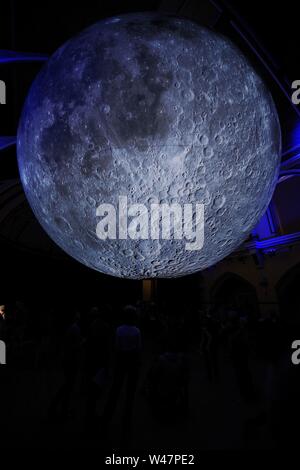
[17, 13, 281, 278]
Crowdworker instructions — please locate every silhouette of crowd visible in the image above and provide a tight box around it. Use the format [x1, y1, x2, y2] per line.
[0, 297, 298, 449]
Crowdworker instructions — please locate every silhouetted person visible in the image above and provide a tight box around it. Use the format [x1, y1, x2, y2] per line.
[0, 304, 6, 340]
[269, 349, 300, 447]
[200, 315, 220, 382]
[102, 305, 141, 434]
[230, 317, 255, 402]
[259, 312, 282, 361]
[48, 312, 82, 420]
[84, 306, 111, 427]
[146, 337, 189, 421]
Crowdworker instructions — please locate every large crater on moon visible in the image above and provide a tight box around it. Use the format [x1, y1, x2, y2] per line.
[17, 13, 281, 279]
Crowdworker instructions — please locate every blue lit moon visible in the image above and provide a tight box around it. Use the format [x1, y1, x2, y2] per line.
[17, 13, 281, 279]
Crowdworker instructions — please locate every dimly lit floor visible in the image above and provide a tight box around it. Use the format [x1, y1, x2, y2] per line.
[0, 339, 289, 449]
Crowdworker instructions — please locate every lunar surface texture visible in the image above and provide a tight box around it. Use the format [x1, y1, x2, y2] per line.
[17, 13, 281, 279]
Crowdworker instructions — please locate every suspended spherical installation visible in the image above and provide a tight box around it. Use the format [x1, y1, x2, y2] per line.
[17, 13, 281, 278]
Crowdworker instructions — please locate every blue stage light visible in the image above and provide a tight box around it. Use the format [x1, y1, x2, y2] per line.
[0, 50, 48, 64]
